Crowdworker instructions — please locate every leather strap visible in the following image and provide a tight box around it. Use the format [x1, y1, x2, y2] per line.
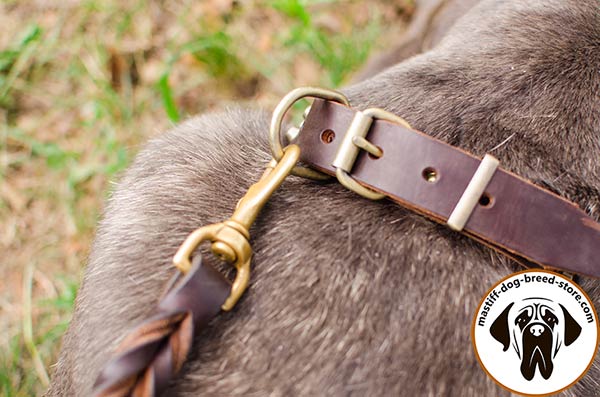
[297, 99, 600, 278]
[92, 255, 230, 397]
[92, 97, 600, 397]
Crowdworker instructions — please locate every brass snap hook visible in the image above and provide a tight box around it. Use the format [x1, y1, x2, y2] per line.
[173, 145, 301, 311]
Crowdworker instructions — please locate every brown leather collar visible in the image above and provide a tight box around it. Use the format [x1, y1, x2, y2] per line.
[297, 99, 600, 278]
[92, 94, 600, 397]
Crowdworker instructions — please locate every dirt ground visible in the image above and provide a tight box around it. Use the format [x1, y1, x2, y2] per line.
[0, 0, 413, 394]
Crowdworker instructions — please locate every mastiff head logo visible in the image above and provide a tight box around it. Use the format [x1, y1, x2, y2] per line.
[490, 297, 582, 380]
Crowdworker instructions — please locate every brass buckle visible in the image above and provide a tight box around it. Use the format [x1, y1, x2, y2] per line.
[269, 87, 350, 180]
[173, 145, 301, 311]
[332, 108, 411, 200]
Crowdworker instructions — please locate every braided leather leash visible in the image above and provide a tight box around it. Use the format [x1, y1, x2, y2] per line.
[92, 142, 301, 396]
[92, 87, 600, 396]
[92, 256, 230, 397]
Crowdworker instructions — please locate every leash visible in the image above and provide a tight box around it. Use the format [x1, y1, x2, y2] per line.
[91, 87, 600, 396]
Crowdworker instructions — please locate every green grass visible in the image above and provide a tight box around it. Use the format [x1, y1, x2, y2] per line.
[1, 270, 78, 397]
[272, 0, 381, 86]
[0, 1, 410, 395]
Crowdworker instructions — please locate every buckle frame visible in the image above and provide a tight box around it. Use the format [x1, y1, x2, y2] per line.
[332, 108, 411, 200]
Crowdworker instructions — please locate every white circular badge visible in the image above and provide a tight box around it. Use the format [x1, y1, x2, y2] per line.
[472, 270, 599, 396]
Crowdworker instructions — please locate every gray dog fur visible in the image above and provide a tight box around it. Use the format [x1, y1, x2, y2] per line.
[47, 0, 600, 395]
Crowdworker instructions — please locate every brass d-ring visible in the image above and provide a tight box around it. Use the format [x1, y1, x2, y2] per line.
[269, 87, 350, 180]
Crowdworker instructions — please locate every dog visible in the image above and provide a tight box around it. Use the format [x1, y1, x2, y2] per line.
[490, 299, 582, 381]
[46, 0, 600, 395]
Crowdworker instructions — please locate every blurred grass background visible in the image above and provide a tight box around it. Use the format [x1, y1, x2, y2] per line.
[0, 0, 413, 395]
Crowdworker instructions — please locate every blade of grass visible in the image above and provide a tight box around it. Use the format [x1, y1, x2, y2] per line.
[22, 262, 50, 388]
[0, 24, 42, 103]
[158, 72, 180, 122]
